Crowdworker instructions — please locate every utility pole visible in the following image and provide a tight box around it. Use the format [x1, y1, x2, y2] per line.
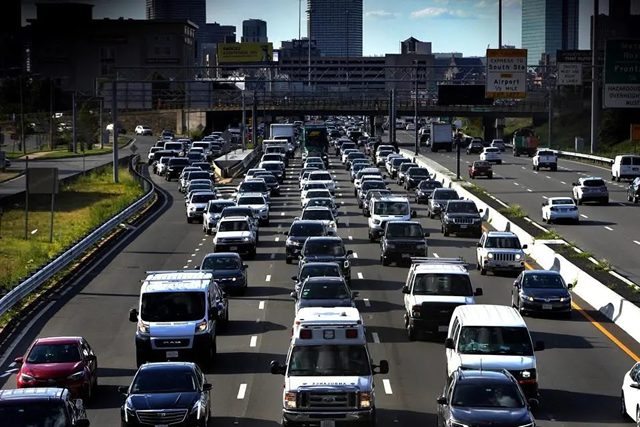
[498, 0, 503, 49]
[19, 75, 25, 155]
[99, 98, 104, 149]
[414, 62, 419, 155]
[307, 8, 312, 88]
[72, 92, 78, 153]
[241, 91, 246, 151]
[548, 88, 553, 148]
[252, 89, 258, 148]
[590, 0, 600, 154]
[111, 81, 119, 183]
[387, 90, 393, 144]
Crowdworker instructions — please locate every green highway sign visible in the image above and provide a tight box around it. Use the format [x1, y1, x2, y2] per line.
[604, 39, 640, 108]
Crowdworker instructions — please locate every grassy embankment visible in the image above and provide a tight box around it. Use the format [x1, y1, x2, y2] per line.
[3, 136, 131, 160]
[0, 166, 143, 325]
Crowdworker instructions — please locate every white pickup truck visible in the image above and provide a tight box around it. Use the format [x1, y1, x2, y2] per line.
[532, 149, 558, 171]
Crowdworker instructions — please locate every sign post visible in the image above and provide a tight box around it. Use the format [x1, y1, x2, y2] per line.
[604, 39, 640, 108]
[557, 63, 583, 86]
[485, 49, 527, 99]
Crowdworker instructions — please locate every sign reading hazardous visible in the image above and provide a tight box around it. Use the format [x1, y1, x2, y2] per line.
[485, 49, 527, 99]
[217, 43, 274, 64]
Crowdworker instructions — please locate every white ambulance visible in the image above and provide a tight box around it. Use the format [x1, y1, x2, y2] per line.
[270, 307, 388, 427]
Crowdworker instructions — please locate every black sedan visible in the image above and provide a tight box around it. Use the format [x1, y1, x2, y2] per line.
[292, 276, 357, 313]
[414, 179, 443, 204]
[511, 270, 573, 318]
[120, 362, 212, 427]
[197, 252, 248, 295]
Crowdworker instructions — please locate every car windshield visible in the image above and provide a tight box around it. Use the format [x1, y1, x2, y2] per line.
[188, 185, 211, 193]
[26, 343, 81, 364]
[451, 382, 525, 408]
[413, 273, 473, 296]
[393, 158, 410, 167]
[241, 182, 267, 192]
[301, 281, 350, 299]
[263, 163, 281, 171]
[307, 199, 333, 208]
[306, 190, 332, 199]
[304, 241, 345, 256]
[418, 181, 442, 190]
[582, 179, 606, 187]
[551, 198, 575, 205]
[263, 155, 281, 161]
[374, 201, 409, 215]
[473, 162, 491, 168]
[191, 194, 216, 203]
[309, 173, 332, 181]
[304, 183, 327, 191]
[187, 153, 202, 159]
[288, 345, 371, 376]
[522, 273, 566, 289]
[400, 164, 417, 172]
[169, 158, 190, 166]
[386, 223, 423, 238]
[131, 368, 197, 394]
[141, 291, 205, 322]
[207, 202, 234, 213]
[379, 150, 392, 157]
[485, 148, 499, 153]
[219, 220, 250, 232]
[257, 174, 277, 183]
[201, 255, 241, 270]
[457, 326, 534, 356]
[485, 237, 521, 249]
[302, 210, 333, 221]
[238, 197, 265, 205]
[0, 402, 71, 427]
[366, 190, 391, 200]
[362, 181, 386, 192]
[342, 143, 356, 150]
[349, 153, 366, 159]
[290, 223, 325, 237]
[194, 163, 212, 171]
[408, 168, 430, 177]
[222, 208, 252, 218]
[446, 202, 477, 213]
[299, 264, 341, 280]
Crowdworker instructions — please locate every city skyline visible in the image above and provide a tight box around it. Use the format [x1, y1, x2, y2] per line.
[21, 0, 638, 59]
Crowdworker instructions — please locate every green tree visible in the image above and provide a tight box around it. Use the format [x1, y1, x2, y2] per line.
[77, 102, 98, 150]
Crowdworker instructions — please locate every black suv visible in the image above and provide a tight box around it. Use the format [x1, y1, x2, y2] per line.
[120, 362, 212, 427]
[380, 221, 429, 266]
[414, 179, 443, 204]
[283, 220, 328, 264]
[299, 236, 353, 285]
[0, 387, 90, 426]
[253, 172, 281, 196]
[403, 167, 431, 190]
[441, 200, 483, 237]
[165, 157, 191, 181]
[437, 368, 538, 427]
[466, 140, 484, 154]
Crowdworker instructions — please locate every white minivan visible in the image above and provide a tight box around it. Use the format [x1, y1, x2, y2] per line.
[444, 304, 545, 399]
[612, 155, 640, 182]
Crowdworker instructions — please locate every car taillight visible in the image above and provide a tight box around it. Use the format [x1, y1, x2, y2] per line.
[345, 329, 358, 338]
[299, 329, 312, 339]
[570, 206, 578, 211]
[411, 305, 421, 317]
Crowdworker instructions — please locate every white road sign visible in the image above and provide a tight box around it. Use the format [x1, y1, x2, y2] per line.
[557, 63, 583, 86]
[485, 49, 527, 99]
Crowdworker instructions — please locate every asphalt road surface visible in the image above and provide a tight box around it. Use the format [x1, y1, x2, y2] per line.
[396, 130, 640, 285]
[0, 143, 639, 426]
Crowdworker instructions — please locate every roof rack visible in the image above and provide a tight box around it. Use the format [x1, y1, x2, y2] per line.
[410, 257, 466, 266]
[141, 270, 212, 282]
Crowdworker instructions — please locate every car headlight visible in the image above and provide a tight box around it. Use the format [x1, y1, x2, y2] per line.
[284, 392, 297, 409]
[518, 424, 534, 427]
[560, 296, 571, 302]
[416, 244, 426, 249]
[67, 371, 84, 381]
[515, 253, 522, 260]
[189, 206, 196, 211]
[190, 398, 206, 419]
[195, 319, 207, 332]
[520, 293, 534, 302]
[448, 422, 469, 427]
[124, 400, 135, 422]
[138, 322, 149, 333]
[243, 237, 252, 242]
[359, 392, 371, 408]
[20, 373, 35, 382]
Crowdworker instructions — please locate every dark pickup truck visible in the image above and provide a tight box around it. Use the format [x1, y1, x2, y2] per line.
[380, 221, 429, 266]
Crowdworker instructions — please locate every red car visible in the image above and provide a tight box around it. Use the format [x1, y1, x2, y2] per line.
[469, 161, 493, 179]
[14, 336, 98, 400]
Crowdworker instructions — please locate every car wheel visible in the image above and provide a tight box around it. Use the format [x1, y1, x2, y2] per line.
[285, 257, 292, 264]
[480, 267, 487, 276]
[621, 392, 628, 418]
[187, 218, 193, 224]
[381, 255, 389, 266]
[442, 224, 450, 237]
[136, 352, 146, 368]
[407, 323, 417, 341]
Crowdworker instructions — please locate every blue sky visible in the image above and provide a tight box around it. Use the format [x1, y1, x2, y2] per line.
[23, 0, 624, 57]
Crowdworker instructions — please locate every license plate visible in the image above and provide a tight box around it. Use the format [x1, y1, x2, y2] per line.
[166, 351, 178, 358]
[402, 254, 411, 258]
[229, 246, 237, 251]
[542, 304, 552, 310]
[320, 421, 335, 427]
[460, 224, 467, 229]
[438, 326, 449, 332]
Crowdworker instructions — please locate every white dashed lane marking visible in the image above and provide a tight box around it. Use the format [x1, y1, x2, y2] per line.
[281, 212, 285, 216]
[249, 336, 258, 348]
[634, 241, 640, 246]
[259, 301, 265, 309]
[560, 181, 566, 185]
[352, 253, 358, 258]
[357, 272, 364, 279]
[372, 332, 381, 344]
[383, 379, 393, 394]
[363, 298, 371, 307]
[237, 384, 247, 399]
[605, 226, 614, 231]
[514, 182, 520, 186]
[348, 235, 353, 240]
[275, 237, 280, 242]
[265, 275, 271, 282]
[527, 189, 533, 192]
[432, 253, 439, 258]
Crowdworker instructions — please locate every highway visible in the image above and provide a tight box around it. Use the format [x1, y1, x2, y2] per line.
[396, 130, 640, 285]
[1, 142, 639, 426]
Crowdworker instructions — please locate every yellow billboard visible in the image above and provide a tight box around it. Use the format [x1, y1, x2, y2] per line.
[217, 42, 274, 64]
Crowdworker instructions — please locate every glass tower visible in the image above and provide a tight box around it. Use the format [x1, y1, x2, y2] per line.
[307, 0, 363, 57]
[522, 0, 579, 65]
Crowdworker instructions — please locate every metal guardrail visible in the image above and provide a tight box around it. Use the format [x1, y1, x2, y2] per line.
[504, 143, 615, 165]
[0, 155, 156, 319]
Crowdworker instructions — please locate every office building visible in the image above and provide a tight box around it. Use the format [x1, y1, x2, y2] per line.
[0, 0, 22, 74]
[279, 39, 322, 58]
[27, 3, 197, 92]
[242, 19, 268, 43]
[146, 0, 206, 64]
[400, 37, 432, 55]
[205, 23, 236, 44]
[522, 0, 579, 65]
[307, 0, 363, 57]
[591, 1, 640, 51]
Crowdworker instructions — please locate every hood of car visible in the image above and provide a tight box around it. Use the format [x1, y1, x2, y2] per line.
[127, 391, 199, 410]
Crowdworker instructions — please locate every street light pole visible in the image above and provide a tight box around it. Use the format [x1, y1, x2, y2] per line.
[590, 0, 600, 154]
[307, 8, 312, 88]
[19, 75, 25, 155]
[498, 0, 503, 48]
[414, 63, 419, 156]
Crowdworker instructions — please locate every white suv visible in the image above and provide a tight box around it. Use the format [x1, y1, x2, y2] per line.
[367, 195, 413, 242]
[476, 231, 527, 275]
[213, 216, 257, 259]
[135, 125, 152, 135]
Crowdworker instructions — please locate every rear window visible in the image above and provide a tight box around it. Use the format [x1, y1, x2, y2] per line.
[263, 163, 282, 171]
[434, 190, 459, 200]
[191, 194, 216, 203]
[290, 223, 325, 236]
[240, 181, 268, 192]
[189, 172, 210, 180]
[169, 158, 190, 166]
[309, 172, 332, 181]
[238, 196, 265, 205]
[620, 156, 640, 166]
[582, 179, 605, 187]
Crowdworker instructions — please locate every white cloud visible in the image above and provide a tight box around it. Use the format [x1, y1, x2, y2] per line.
[365, 10, 397, 19]
[475, 0, 521, 8]
[410, 7, 469, 19]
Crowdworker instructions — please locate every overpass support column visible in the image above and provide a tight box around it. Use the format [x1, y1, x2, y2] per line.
[388, 90, 395, 143]
[482, 117, 494, 142]
[251, 91, 258, 148]
[369, 115, 376, 136]
[495, 117, 506, 140]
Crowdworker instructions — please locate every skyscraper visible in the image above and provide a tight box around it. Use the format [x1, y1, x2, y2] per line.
[146, 0, 206, 64]
[242, 19, 267, 43]
[307, 0, 363, 57]
[521, 0, 579, 65]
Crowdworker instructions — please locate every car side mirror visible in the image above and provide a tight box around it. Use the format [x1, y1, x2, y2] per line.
[270, 360, 285, 375]
[631, 383, 640, 390]
[474, 287, 483, 296]
[436, 396, 448, 405]
[347, 250, 354, 255]
[194, 265, 200, 270]
[522, 244, 528, 249]
[424, 232, 430, 237]
[283, 230, 288, 235]
[118, 386, 129, 395]
[476, 242, 482, 247]
[401, 285, 410, 294]
[352, 291, 360, 298]
[478, 209, 484, 213]
[76, 419, 90, 427]
[528, 398, 539, 411]
[444, 338, 455, 349]
[572, 183, 578, 186]
[534, 341, 545, 351]
[128, 309, 138, 323]
[541, 202, 546, 207]
[513, 280, 519, 287]
[290, 291, 297, 299]
[291, 275, 298, 281]
[202, 383, 213, 392]
[374, 360, 389, 375]
[411, 210, 417, 218]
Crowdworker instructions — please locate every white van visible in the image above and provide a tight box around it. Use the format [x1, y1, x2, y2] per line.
[612, 155, 640, 181]
[444, 304, 545, 399]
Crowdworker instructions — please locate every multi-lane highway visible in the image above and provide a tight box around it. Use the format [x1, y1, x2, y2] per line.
[396, 130, 640, 285]
[1, 141, 639, 426]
